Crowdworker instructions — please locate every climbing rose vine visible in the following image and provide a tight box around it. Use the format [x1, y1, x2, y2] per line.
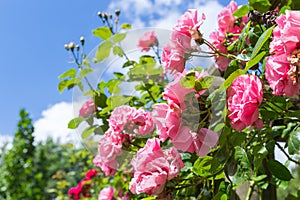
[59, 1, 300, 199]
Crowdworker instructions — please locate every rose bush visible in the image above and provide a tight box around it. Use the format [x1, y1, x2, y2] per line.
[59, 1, 300, 199]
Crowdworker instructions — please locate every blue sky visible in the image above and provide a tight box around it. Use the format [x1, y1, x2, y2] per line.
[0, 0, 247, 140]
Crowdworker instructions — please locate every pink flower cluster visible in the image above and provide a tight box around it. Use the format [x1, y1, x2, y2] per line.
[129, 138, 184, 195]
[68, 169, 98, 200]
[152, 71, 219, 156]
[209, 1, 248, 71]
[137, 31, 158, 52]
[93, 106, 154, 175]
[79, 99, 96, 118]
[162, 9, 205, 73]
[227, 75, 263, 131]
[266, 10, 300, 96]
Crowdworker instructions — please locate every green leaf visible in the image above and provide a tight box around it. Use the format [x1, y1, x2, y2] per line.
[68, 117, 84, 129]
[288, 126, 300, 155]
[113, 72, 125, 80]
[267, 159, 293, 181]
[58, 78, 81, 93]
[244, 51, 266, 72]
[249, 0, 271, 13]
[250, 26, 274, 59]
[180, 72, 195, 88]
[238, 22, 251, 52]
[112, 46, 124, 57]
[79, 68, 93, 78]
[58, 68, 76, 79]
[93, 27, 112, 40]
[81, 126, 97, 139]
[231, 146, 251, 185]
[121, 23, 132, 29]
[193, 156, 223, 179]
[95, 41, 113, 62]
[223, 69, 244, 89]
[233, 5, 249, 18]
[112, 33, 126, 43]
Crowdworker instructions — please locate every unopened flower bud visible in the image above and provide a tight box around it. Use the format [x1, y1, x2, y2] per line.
[109, 14, 113, 19]
[68, 42, 75, 51]
[103, 13, 108, 20]
[97, 11, 102, 18]
[115, 9, 120, 16]
[64, 44, 69, 50]
[76, 44, 80, 51]
[80, 36, 85, 46]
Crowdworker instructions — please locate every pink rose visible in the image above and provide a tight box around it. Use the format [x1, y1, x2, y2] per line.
[98, 186, 115, 200]
[164, 148, 185, 179]
[163, 70, 207, 107]
[137, 31, 158, 52]
[266, 55, 299, 96]
[174, 9, 205, 37]
[129, 138, 184, 195]
[209, 1, 248, 71]
[227, 75, 263, 131]
[79, 99, 96, 117]
[93, 129, 123, 176]
[162, 43, 186, 73]
[109, 105, 154, 135]
[131, 108, 154, 135]
[109, 105, 136, 132]
[171, 126, 219, 156]
[152, 103, 181, 141]
[266, 10, 300, 96]
[68, 186, 81, 200]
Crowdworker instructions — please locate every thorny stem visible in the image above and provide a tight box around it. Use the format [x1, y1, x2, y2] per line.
[275, 142, 300, 165]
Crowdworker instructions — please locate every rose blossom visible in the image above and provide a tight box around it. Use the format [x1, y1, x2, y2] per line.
[137, 31, 158, 52]
[129, 138, 184, 195]
[131, 108, 154, 135]
[163, 70, 207, 107]
[173, 9, 205, 37]
[162, 42, 186, 73]
[109, 105, 154, 135]
[227, 75, 263, 131]
[209, 1, 248, 71]
[79, 99, 96, 117]
[266, 10, 300, 96]
[171, 126, 219, 156]
[93, 129, 123, 176]
[152, 103, 181, 142]
[162, 9, 205, 73]
[98, 186, 115, 200]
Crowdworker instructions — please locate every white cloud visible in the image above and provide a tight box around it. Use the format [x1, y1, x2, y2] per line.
[0, 134, 13, 150]
[33, 101, 82, 145]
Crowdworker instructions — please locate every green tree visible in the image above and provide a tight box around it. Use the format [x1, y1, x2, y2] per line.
[0, 109, 36, 199]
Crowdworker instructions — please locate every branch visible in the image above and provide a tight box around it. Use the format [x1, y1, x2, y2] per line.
[275, 142, 300, 165]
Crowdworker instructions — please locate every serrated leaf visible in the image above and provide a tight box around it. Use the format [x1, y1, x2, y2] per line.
[250, 26, 274, 59]
[193, 156, 223, 179]
[233, 5, 249, 18]
[58, 68, 76, 79]
[112, 33, 126, 43]
[68, 117, 84, 129]
[121, 23, 132, 29]
[81, 126, 97, 139]
[95, 41, 113, 62]
[267, 159, 293, 181]
[113, 72, 125, 80]
[93, 27, 112, 40]
[113, 46, 124, 57]
[79, 68, 93, 78]
[288, 126, 300, 155]
[58, 80, 69, 93]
